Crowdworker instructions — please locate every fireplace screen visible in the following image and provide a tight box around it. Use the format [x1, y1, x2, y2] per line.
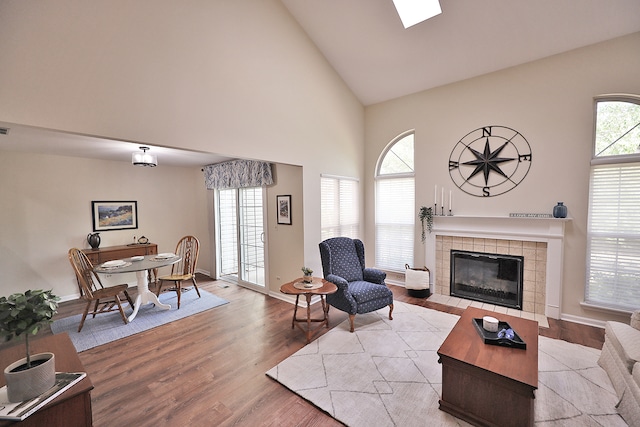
[450, 250, 524, 310]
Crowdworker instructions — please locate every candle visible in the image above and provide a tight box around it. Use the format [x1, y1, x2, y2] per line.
[434, 185, 437, 205]
[449, 190, 452, 211]
[441, 187, 444, 208]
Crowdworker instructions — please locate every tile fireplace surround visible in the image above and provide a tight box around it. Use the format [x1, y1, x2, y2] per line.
[425, 215, 570, 320]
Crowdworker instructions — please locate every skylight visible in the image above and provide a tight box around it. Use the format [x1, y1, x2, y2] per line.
[392, 0, 441, 29]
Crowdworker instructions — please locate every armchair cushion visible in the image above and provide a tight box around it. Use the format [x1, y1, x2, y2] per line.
[320, 237, 365, 282]
[631, 309, 640, 331]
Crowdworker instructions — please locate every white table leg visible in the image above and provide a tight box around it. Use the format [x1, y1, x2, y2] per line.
[128, 269, 171, 322]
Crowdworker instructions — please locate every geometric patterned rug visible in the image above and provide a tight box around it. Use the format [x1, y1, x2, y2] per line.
[266, 302, 626, 426]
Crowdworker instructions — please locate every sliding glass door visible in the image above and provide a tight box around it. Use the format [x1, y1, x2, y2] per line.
[216, 187, 266, 291]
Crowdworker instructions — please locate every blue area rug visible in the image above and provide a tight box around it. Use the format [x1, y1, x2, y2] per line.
[51, 289, 228, 352]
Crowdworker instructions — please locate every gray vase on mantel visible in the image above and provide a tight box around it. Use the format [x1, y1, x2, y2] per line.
[553, 202, 567, 218]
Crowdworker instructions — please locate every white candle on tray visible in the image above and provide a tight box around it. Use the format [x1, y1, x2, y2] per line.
[434, 185, 437, 205]
[449, 190, 452, 211]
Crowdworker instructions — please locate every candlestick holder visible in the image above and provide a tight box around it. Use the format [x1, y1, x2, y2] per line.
[441, 206, 444, 216]
[448, 209, 453, 216]
[434, 203, 438, 216]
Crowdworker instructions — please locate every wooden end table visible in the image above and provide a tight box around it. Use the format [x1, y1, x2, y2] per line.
[280, 277, 337, 343]
[437, 307, 538, 427]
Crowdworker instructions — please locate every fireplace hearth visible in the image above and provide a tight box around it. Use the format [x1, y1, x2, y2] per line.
[450, 250, 524, 310]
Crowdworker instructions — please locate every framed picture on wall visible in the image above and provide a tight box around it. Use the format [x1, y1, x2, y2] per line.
[277, 195, 292, 225]
[92, 201, 138, 231]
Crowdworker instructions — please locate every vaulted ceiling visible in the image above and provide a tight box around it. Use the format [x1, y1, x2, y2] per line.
[2, 1, 640, 165]
[281, 0, 640, 105]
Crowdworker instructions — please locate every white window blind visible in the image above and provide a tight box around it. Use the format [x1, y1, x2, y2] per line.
[375, 131, 415, 272]
[321, 175, 359, 241]
[375, 176, 415, 271]
[586, 163, 640, 309]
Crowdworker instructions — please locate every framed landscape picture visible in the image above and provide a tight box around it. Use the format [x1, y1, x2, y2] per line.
[92, 201, 138, 231]
[277, 195, 292, 225]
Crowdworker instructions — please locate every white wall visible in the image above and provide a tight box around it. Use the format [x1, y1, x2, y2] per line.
[266, 163, 305, 293]
[364, 32, 640, 324]
[0, 0, 365, 288]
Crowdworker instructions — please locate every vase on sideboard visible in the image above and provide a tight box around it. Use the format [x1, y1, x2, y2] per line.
[87, 232, 101, 249]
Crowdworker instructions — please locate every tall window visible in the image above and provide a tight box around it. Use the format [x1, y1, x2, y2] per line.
[586, 95, 640, 311]
[321, 175, 359, 241]
[375, 131, 415, 272]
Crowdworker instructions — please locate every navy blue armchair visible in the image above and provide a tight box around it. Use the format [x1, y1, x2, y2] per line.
[319, 237, 394, 332]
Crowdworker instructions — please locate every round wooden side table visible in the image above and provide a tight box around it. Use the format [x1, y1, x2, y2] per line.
[280, 277, 337, 343]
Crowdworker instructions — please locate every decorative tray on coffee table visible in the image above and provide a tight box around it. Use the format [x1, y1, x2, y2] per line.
[472, 318, 527, 350]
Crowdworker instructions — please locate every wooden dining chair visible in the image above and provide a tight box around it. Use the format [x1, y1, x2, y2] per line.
[68, 248, 134, 332]
[155, 235, 200, 308]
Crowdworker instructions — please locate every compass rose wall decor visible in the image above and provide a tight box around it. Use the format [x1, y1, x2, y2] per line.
[448, 125, 532, 197]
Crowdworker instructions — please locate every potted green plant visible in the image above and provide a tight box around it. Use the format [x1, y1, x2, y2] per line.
[301, 267, 313, 283]
[0, 289, 60, 402]
[419, 206, 434, 243]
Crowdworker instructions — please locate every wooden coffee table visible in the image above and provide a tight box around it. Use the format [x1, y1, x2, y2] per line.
[437, 307, 538, 427]
[280, 277, 337, 343]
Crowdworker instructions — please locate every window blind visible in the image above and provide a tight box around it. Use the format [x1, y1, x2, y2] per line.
[375, 176, 415, 272]
[321, 175, 359, 241]
[586, 163, 640, 309]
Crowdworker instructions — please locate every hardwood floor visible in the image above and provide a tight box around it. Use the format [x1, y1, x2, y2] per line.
[26, 275, 603, 426]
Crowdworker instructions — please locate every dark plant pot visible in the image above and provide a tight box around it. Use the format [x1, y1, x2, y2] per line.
[408, 288, 431, 298]
[4, 353, 56, 402]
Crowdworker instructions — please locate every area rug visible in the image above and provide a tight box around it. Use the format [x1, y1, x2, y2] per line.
[266, 302, 626, 427]
[51, 289, 228, 352]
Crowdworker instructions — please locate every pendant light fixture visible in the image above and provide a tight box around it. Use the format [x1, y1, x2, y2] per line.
[132, 146, 157, 167]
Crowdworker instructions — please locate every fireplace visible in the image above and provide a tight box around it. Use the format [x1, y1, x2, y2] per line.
[450, 250, 524, 310]
[427, 216, 568, 319]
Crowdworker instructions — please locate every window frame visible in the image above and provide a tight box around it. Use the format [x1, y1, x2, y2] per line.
[320, 174, 360, 241]
[584, 94, 640, 312]
[374, 130, 416, 273]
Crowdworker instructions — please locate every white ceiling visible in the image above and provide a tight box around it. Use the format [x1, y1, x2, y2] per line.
[0, 122, 233, 168]
[2, 0, 640, 165]
[281, 0, 640, 105]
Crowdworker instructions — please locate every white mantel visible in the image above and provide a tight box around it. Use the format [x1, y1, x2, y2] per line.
[425, 215, 570, 319]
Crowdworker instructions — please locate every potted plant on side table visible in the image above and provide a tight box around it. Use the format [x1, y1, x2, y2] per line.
[301, 267, 313, 284]
[0, 289, 60, 402]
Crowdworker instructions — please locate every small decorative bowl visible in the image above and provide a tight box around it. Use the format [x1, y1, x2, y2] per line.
[482, 316, 499, 333]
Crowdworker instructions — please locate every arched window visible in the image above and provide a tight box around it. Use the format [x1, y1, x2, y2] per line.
[586, 95, 640, 310]
[375, 131, 415, 272]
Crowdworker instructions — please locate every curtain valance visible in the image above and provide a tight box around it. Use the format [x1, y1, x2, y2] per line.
[204, 159, 273, 190]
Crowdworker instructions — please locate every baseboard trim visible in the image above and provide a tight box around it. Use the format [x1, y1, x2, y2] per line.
[560, 313, 606, 329]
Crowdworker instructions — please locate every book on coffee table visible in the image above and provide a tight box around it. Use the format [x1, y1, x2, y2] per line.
[0, 372, 86, 421]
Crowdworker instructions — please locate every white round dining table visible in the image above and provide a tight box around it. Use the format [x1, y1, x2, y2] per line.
[94, 254, 181, 322]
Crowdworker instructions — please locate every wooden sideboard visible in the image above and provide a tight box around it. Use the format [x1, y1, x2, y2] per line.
[82, 244, 158, 283]
[0, 334, 94, 427]
[81, 243, 157, 264]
